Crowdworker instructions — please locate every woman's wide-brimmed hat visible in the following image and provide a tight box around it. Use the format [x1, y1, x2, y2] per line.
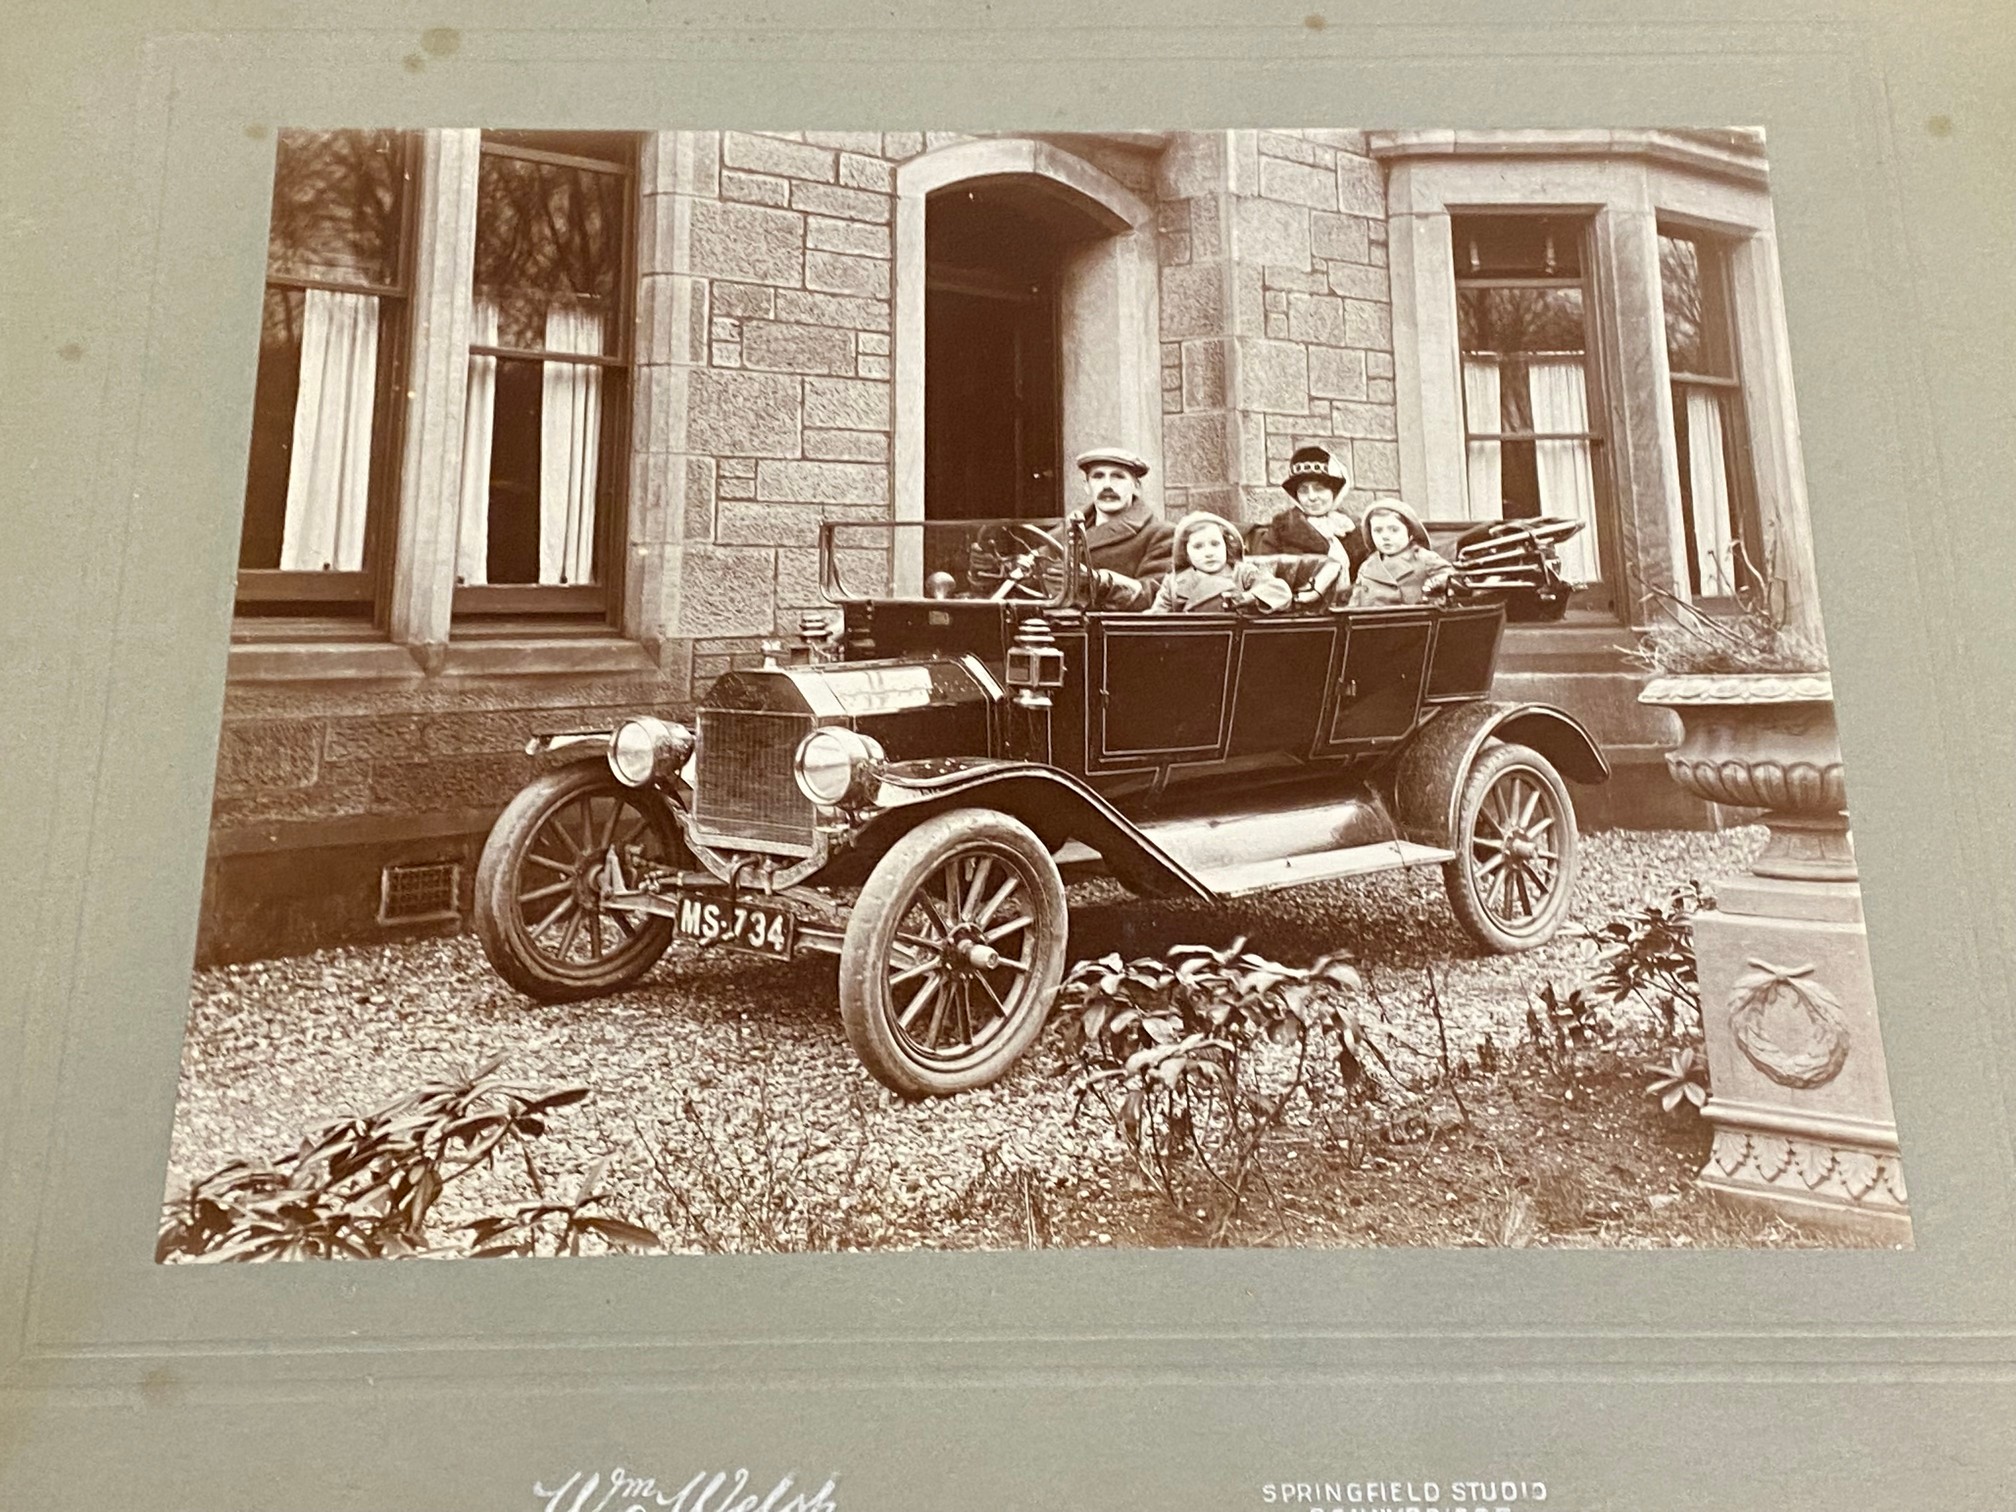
[1279, 444, 1350, 502]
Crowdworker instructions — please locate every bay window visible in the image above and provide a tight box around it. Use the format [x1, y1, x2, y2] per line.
[1374, 129, 1806, 633]
[1658, 228, 1758, 603]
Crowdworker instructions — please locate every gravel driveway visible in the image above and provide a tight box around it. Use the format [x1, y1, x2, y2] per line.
[166, 825, 1764, 1254]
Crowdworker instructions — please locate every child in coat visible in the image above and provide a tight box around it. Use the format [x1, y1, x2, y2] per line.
[1348, 498, 1456, 607]
[1148, 512, 1294, 614]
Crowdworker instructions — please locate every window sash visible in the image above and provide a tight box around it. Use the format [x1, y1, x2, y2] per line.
[1451, 213, 1616, 604]
[453, 137, 636, 620]
[235, 132, 416, 615]
[1660, 230, 1759, 604]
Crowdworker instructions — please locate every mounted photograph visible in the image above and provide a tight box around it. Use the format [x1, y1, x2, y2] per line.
[163, 126, 1907, 1262]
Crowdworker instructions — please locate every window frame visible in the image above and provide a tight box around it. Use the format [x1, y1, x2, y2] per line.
[1449, 208, 1624, 615]
[233, 130, 419, 621]
[449, 133, 639, 624]
[1658, 221, 1764, 608]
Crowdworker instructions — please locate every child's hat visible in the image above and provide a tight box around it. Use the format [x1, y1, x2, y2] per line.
[1171, 510, 1245, 563]
[1280, 444, 1350, 502]
[1357, 496, 1431, 552]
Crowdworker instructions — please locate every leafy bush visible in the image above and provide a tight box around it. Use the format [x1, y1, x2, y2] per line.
[1054, 938, 1381, 1244]
[1577, 883, 1715, 1119]
[1645, 1047, 1711, 1116]
[1579, 883, 1708, 1041]
[158, 1054, 660, 1262]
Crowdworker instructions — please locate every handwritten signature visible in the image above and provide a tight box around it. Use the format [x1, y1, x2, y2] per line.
[534, 1466, 838, 1512]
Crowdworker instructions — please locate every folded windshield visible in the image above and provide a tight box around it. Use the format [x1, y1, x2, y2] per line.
[819, 517, 1086, 606]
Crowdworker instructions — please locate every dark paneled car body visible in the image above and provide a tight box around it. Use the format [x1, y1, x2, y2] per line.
[474, 516, 1608, 1095]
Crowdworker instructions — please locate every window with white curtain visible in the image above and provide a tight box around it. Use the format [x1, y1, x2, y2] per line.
[237, 130, 409, 615]
[1659, 229, 1757, 603]
[454, 132, 632, 617]
[1452, 214, 1609, 598]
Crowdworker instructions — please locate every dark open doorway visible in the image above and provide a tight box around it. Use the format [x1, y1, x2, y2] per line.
[924, 180, 1095, 522]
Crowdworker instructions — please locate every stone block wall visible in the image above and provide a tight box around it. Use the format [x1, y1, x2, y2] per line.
[637, 130, 958, 689]
[1155, 130, 1400, 530]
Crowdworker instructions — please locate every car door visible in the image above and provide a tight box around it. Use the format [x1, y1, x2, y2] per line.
[1087, 614, 1238, 774]
[1318, 608, 1438, 752]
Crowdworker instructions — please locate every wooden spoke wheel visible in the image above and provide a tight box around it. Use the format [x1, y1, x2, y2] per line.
[838, 809, 1067, 1096]
[474, 761, 685, 1001]
[1442, 741, 1579, 953]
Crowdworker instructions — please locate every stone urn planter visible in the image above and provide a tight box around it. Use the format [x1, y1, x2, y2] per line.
[1638, 671, 1909, 1240]
[1639, 672, 1851, 882]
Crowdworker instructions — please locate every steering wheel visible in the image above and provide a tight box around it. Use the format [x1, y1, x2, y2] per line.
[975, 522, 1067, 601]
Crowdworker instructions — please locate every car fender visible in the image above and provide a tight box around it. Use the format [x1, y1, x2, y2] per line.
[524, 730, 614, 765]
[847, 759, 1213, 900]
[1390, 701, 1611, 850]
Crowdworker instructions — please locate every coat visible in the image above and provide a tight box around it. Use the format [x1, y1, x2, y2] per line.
[1147, 561, 1294, 614]
[1348, 544, 1455, 607]
[1071, 499, 1176, 582]
[1246, 505, 1368, 577]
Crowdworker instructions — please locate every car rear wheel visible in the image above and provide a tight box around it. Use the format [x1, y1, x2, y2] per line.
[838, 809, 1068, 1097]
[474, 761, 685, 1001]
[1442, 741, 1579, 952]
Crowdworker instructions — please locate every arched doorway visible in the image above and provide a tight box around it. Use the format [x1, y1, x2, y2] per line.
[924, 181, 1092, 520]
[894, 140, 1160, 535]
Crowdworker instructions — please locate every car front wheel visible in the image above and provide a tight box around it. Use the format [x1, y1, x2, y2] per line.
[838, 808, 1068, 1097]
[1442, 740, 1579, 953]
[474, 760, 685, 1001]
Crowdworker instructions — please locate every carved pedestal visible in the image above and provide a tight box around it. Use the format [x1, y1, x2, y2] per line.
[1692, 872, 1909, 1240]
[1640, 673, 1910, 1242]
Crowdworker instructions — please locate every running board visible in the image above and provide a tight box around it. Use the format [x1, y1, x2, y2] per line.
[1187, 840, 1455, 898]
[1053, 835, 1455, 897]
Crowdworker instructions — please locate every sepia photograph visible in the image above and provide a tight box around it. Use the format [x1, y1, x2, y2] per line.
[162, 124, 1909, 1264]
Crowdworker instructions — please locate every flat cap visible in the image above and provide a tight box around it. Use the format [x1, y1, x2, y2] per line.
[1074, 446, 1150, 478]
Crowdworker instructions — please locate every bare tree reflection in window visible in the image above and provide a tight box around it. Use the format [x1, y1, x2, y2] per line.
[458, 141, 630, 595]
[239, 130, 406, 591]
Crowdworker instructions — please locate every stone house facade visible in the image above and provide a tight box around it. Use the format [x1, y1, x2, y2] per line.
[211, 126, 1810, 961]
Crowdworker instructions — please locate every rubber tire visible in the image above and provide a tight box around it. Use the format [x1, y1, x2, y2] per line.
[1441, 740, 1580, 954]
[838, 808, 1068, 1097]
[474, 761, 683, 1002]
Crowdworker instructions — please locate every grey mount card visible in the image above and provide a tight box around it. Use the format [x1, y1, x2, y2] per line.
[4, 1, 2013, 1508]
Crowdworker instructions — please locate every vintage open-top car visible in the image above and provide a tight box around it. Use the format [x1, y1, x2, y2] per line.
[473, 515, 1609, 1096]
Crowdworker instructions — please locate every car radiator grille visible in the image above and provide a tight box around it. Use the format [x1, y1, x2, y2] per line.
[692, 707, 818, 851]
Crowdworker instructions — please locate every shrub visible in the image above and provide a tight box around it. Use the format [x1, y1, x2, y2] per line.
[1054, 938, 1382, 1244]
[1645, 1047, 1711, 1116]
[158, 1054, 660, 1262]
[1525, 982, 1615, 1062]
[1579, 883, 1708, 1041]
[1577, 884, 1715, 1119]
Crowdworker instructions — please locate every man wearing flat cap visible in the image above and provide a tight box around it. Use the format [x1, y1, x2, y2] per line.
[1067, 446, 1175, 583]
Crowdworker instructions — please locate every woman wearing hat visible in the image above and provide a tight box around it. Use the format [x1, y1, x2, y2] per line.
[1247, 444, 1366, 579]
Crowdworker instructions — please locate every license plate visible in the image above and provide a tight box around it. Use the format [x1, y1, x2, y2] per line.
[671, 892, 798, 959]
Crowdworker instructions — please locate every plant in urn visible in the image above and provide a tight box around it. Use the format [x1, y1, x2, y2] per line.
[1634, 560, 1908, 1240]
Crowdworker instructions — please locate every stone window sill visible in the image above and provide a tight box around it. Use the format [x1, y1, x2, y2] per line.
[227, 635, 657, 684]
